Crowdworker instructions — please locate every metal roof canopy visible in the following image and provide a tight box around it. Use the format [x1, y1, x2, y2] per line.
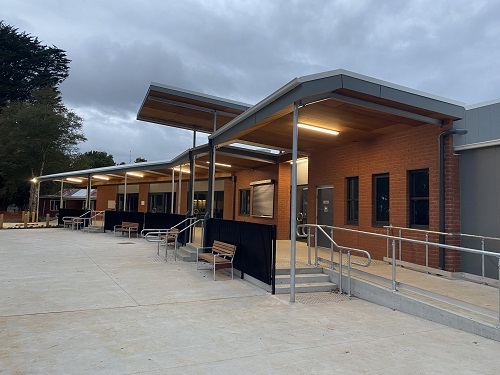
[36, 144, 280, 185]
[137, 82, 251, 133]
[209, 69, 466, 152]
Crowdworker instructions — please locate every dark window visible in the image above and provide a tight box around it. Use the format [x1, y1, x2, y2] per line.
[346, 177, 359, 224]
[373, 174, 389, 225]
[117, 193, 139, 212]
[409, 169, 429, 227]
[239, 189, 250, 215]
[49, 200, 60, 211]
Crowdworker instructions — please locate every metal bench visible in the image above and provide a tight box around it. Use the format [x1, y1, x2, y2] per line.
[197, 240, 237, 280]
[113, 221, 139, 238]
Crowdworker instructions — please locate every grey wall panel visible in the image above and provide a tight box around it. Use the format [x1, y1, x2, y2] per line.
[490, 104, 500, 140]
[460, 147, 500, 278]
[477, 105, 492, 142]
[465, 109, 480, 144]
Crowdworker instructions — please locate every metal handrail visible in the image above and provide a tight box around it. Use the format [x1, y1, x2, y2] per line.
[385, 225, 500, 279]
[299, 223, 500, 327]
[143, 218, 204, 261]
[62, 210, 91, 230]
[297, 224, 371, 297]
[338, 246, 371, 297]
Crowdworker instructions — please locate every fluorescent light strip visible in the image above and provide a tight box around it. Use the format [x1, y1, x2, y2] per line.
[298, 123, 339, 135]
[206, 161, 232, 168]
[126, 172, 144, 178]
[92, 175, 109, 181]
[66, 178, 83, 183]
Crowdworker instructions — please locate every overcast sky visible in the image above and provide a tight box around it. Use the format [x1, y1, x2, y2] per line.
[3, 0, 500, 164]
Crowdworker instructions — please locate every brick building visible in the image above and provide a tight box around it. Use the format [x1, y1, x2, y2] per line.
[37, 70, 500, 277]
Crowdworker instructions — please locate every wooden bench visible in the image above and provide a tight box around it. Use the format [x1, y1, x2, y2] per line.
[197, 240, 237, 280]
[114, 221, 139, 238]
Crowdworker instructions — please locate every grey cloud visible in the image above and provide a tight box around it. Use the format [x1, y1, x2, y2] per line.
[3, 0, 500, 167]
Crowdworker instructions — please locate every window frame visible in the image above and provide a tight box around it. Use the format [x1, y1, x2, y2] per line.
[409, 169, 430, 228]
[239, 188, 251, 216]
[346, 176, 359, 225]
[373, 173, 390, 226]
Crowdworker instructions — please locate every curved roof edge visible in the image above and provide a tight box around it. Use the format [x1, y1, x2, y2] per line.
[210, 69, 466, 143]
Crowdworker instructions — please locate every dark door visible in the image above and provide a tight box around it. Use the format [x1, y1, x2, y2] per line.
[316, 186, 334, 248]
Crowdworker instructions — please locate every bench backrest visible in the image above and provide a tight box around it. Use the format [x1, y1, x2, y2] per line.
[212, 240, 236, 256]
[122, 221, 139, 228]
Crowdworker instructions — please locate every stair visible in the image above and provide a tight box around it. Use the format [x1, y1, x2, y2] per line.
[84, 224, 104, 233]
[274, 267, 338, 294]
[175, 243, 198, 262]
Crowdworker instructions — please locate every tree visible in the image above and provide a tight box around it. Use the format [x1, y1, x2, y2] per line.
[0, 21, 70, 108]
[134, 157, 147, 163]
[72, 151, 115, 170]
[0, 87, 86, 210]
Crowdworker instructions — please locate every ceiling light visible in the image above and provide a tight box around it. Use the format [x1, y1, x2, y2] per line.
[66, 178, 83, 183]
[92, 175, 109, 181]
[30, 178, 38, 183]
[206, 161, 232, 168]
[298, 123, 339, 135]
[126, 172, 144, 178]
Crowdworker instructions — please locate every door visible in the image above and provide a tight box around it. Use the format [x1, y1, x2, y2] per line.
[316, 186, 334, 248]
[296, 186, 308, 241]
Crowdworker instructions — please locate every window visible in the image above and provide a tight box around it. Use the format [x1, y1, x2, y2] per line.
[409, 169, 429, 227]
[49, 200, 60, 211]
[346, 177, 359, 224]
[239, 189, 250, 215]
[373, 174, 389, 225]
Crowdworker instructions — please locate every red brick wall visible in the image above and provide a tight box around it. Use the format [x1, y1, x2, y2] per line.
[223, 178, 235, 220]
[443, 123, 462, 271]
[96, 185, 118, 211]
[138, 184, 148, 213]
[308, 123, 461, 269]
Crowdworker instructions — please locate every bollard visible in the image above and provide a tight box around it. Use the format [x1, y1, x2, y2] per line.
[23, 211, 28, 228]
[45, 213, 50, 227]
[0, 213, 3, 229]
[31, 211, 36, 223]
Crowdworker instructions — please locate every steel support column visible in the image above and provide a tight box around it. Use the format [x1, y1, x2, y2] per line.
[177, 165, 183, 214]
[207, 140, 216, 218]
[188, 152, 195, 215]
[123, 173, 128, 211]
[171, 168, 175, 214]
[290, 102, 299, 303]
[86, 174, 91, 210]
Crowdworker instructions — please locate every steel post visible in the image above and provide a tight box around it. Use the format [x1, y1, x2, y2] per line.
[392, 239, 397, 292]
[289, 102, 299, 303]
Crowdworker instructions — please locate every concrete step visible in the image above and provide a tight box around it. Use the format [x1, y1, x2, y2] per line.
[274, 282, 338, 294]
[86, 225, 104, 233]
[175, 244, 198, 262]
[275, 273, 331, 284]
[275, 267, 324, 275]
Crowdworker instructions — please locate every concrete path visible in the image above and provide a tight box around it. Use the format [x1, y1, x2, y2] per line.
[1, 229, 499, 374]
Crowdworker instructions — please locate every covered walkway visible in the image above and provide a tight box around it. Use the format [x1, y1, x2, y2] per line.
[1, 228, 499, 374]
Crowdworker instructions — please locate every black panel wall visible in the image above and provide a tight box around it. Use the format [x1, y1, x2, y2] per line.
[204, 218, 276, 287]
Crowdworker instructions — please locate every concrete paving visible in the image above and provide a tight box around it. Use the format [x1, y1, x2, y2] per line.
[1, 228, 500, 374]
